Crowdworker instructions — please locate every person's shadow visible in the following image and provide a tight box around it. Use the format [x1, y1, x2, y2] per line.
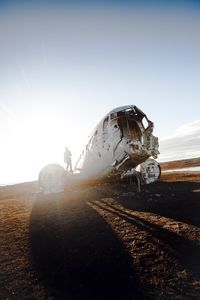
[29, 190, 141, 300]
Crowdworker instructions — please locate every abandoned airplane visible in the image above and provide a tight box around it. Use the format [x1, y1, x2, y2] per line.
[39, 105, 160, 194]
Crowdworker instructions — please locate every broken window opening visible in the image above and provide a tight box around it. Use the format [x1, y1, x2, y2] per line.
[117, 116, 142, 141]
[141, 117, 149, 130]
[128, 119, 142, 141]
[103, 116, 109, 141]
[117, 116, 132, 139]
[110, 112, 117, 120]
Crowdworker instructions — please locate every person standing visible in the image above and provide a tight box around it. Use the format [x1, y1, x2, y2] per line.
[64, 147, 72, 172]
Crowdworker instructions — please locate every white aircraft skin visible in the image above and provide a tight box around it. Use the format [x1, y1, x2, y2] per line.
[74, 105, 160, 182]
[39, 105, 160, 194]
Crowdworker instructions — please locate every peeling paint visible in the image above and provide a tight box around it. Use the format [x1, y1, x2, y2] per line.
[75, 105, 160, 184]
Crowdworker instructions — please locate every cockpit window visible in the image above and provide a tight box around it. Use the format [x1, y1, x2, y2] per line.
[117, 116, 127, 137]
[128, 119, 141, 141]
[103, 116, 109, 141]
[142, 117, 148, 129]
[116, 116, 141, 141]
[110, 112, 117, 120]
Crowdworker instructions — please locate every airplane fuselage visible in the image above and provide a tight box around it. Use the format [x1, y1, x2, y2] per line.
[74, 105, 159, 180]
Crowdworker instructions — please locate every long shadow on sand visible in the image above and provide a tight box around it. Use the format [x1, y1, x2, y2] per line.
[29, 191, 141, 300]
[94, 199, 200, 278]
[117, 181, 200, 227]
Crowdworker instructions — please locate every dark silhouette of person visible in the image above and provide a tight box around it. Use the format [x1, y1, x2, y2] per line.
[64, 147, 72, 172]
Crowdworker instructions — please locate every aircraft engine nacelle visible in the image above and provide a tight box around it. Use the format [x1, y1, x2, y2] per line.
[137, 158, 161, 184]
[38, 164, 66, 194]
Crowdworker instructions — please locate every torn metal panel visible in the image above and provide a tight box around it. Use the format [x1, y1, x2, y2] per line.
[39, 105, 161, 194]
[74, 105, 160, 183]
[136, 158, 161, 184]
[38, 164, 66, 194]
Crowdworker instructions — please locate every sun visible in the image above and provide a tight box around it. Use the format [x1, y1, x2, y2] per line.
[0, 109, 87, 184]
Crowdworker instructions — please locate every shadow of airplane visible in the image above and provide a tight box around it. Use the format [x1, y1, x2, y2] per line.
[29, 190, 141, 300]
[94, 198, 200, 278]
[113, 181, 200, 227]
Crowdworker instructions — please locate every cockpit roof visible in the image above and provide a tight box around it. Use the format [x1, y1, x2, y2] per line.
[107, 105, 147, 118]
[86, 104, 151, 145]
[108, 105, 135, 114]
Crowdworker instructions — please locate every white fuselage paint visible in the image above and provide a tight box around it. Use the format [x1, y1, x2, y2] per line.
[74, 105, 159, 180]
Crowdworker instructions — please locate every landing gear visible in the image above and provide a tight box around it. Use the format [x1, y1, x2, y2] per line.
[121, 169, 142, 192]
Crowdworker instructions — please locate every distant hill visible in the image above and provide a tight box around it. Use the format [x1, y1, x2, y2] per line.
[160, 157, 200, 170]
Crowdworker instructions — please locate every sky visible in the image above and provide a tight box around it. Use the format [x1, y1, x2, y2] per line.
[0, 0, 200, 184]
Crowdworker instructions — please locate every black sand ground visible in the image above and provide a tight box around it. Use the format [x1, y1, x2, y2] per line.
[0, 173, 200, 299]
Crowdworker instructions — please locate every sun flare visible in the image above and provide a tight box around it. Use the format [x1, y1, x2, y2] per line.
[0, 110, 87, 184]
